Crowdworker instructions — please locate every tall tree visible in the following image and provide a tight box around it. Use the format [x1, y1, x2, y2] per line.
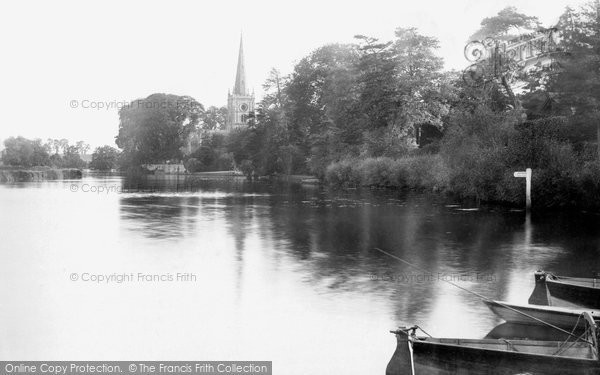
[468, 7, 542, 111]
[75, 140, 90, 155]
[549, 1, 600, 160]
[390, 27, 450, 140]
[89, 146, 120, 170]
[115, 93, 204, 167]
[58, 139, 69, 154]
[2, 137, 50, 167]
[470, 6, 541, 41]
[201, 106, 228, 130]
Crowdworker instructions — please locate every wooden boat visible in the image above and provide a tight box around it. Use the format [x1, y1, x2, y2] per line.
[534, 270, 600, 309]
[386, 312, 600, 375]
[483, 299, 600, 329]
[485, 322, 578, 342]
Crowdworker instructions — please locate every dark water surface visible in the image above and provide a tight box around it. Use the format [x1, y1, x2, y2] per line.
[1, 174, 599, 373]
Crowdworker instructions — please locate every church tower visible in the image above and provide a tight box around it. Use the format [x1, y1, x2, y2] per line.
[226, 35, 255, 131]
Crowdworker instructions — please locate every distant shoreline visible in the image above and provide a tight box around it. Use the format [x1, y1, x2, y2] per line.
[0, 167, 82, 182]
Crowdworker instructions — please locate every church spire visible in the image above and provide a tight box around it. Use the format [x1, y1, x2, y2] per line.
[233, 35, 247, 95]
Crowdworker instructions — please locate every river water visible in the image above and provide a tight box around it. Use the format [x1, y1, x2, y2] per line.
[1, 174, 599, 373]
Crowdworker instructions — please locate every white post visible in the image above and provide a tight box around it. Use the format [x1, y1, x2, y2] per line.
[525, 168, 532, 210]
[514, 168, 532, 211]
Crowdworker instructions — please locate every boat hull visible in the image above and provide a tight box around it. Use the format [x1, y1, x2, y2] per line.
[483, 300, 599, 328]
[386, 332, 600, 375]
[410, 339, 600, 375]
[532, 271, 600, 309]
[547, 278, 600, 309]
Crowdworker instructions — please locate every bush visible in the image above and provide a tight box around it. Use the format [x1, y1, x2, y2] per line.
[578, 161, 600, 209]
[89, 146, 120, 171]
[187, 132, 233, 172]
[324, 155, 449, 191]
[325, 159, 361, 187]
[401, 154, 449, 191]
[214, 153, 234, 171]
[357, 157, 400, 187]
[184, 158, 204, 173]
[239, 159, 255, 178]
[2, 137, 51, 167]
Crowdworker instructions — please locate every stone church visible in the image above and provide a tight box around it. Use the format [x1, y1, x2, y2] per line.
[226, 36, 255, 131]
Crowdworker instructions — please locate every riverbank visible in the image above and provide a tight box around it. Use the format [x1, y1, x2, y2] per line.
[0, 166, 82, 182]
[187, 170, 320, 185]
[324, 155, 600, 211]
[188, 170, 243, 177]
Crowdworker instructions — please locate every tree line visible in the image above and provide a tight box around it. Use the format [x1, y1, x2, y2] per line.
[4, 4, 600, 208]
[229, 4, 600, 209]
[0, 136, 123, 171]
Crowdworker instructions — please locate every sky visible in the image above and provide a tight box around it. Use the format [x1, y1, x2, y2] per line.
[0, 0, 586, 149]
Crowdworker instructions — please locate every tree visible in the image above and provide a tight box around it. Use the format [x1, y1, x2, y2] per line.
[470, 6, 541, 41]
[224, 29, 455, 176]
[115, 93, 204, 168]
[186, 132, 232, 172]
[354, 34, 396, 130]
[389, 27, 451, 140]
[548, 1, 600, 160]
[75, 141, 90, 155]
[45, 138, 59, 154]
[62, 145, 87, 168]
[58, 139, 69, 154]
[201, 106, 228, 130]
[353, 28, 452, 152]
[466, 8, 543, 112]
[31, 139, 51, 166]
[286, 43, 359, 143]
[284, 43, 361, 173]
[2, 137, 50, 167]
[89, 146, 120, 170]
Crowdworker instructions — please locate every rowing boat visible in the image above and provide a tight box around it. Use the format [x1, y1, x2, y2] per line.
[386, 312, 600, 375]
[483, 299, 600, 328]
[534, 270, 600, 309]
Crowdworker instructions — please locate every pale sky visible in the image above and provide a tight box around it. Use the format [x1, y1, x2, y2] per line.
[0, 0, 585, 149]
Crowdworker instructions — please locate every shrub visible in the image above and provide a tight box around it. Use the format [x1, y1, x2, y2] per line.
[578, 161, 600, 209]
[405, 154, 449, 191]
[184, 158, 204, 173]
[357, 157, 399, 187]
[324, 155, 449, 191]
[325, 159, 361, 187]
[239, 159, 255, 178]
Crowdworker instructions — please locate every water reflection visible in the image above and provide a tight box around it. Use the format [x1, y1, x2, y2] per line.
[115, 175, 600, 337]
[2, 174, 600, 373]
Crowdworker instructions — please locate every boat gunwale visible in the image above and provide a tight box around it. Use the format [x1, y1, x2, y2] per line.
[547, 276, 600, 290]
[409, 335, 599, 361]
[483, 300, 600, 318]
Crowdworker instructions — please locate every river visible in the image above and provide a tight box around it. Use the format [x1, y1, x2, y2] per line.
[1, 174, 599, 373]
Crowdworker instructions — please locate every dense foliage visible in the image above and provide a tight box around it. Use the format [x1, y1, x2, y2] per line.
[89, 146, 121, 171]
[218, 4, 600, 209]
[185, 132, 233, 172]
[1, 136, 88, 169]
[5, 5, 600, 210]
[116, 93, 204, 168]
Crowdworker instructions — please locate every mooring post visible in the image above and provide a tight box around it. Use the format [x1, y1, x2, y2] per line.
[525, 168, 532, 210]
[514, 168, 532, 211]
